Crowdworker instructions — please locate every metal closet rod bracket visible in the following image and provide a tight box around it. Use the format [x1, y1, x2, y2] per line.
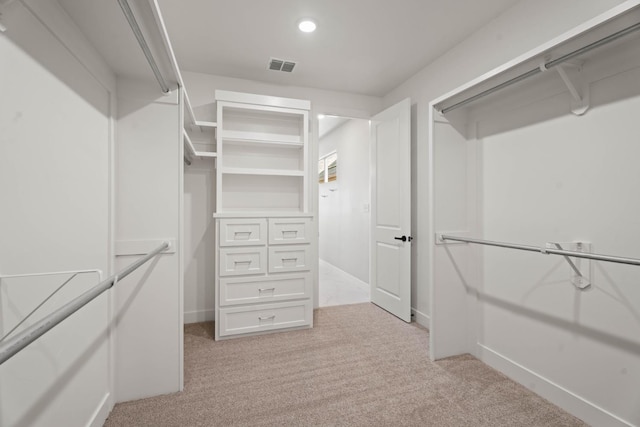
[545, 241, 591, 289]
[552, 62, 590, 116]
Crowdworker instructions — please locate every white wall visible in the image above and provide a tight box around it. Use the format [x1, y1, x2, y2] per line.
[477, 81, 640, 427]
[382, 0, 628, 327]
[182, 71, 382, 318]
[184, 71, 383, 123]
[318, 119, 370, 283]
[0, 0, 115, 425]
[114, 78, 182, 401]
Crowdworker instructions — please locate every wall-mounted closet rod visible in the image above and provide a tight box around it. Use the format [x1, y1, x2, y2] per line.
[0, 242, 170, 366]
[440, 21, 640, 114]
[118, 0, 170, 94]
[439, 235, 640, 267]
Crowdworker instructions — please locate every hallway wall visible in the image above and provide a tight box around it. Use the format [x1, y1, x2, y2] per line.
[318, 119, 370, 283]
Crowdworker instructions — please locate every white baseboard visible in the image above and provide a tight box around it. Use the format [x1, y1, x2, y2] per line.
[88, 392, 112, 427]
[411, 307, 430, 328]
[184, 309, 215, 324]
[478, 344, 633, 427]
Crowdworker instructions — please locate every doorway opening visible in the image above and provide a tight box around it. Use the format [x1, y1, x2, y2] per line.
[317, 115, 371, 307]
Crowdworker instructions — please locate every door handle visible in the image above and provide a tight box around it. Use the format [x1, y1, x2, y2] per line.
[394, 235, 413, 242]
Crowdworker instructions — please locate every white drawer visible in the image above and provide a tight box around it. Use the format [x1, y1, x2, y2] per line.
[219, 274, 311, 306]
[219, 218, 267, 246]
[218, 300, 312, 337]
[268, 218, 311, 244]
[268, 244, 310, 273]
[219, 247, 267, 276]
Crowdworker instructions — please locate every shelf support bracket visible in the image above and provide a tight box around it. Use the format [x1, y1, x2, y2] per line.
[546, 241, 591, 289]
[555, 64, 589, 116]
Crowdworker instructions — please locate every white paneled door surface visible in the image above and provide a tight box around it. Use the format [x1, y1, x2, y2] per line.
[370, 98, 412, 322]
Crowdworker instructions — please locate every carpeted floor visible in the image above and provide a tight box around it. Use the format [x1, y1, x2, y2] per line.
[104, 303, 586, 426]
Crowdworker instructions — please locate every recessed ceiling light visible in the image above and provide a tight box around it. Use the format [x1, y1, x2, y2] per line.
[298, 19, 316, 33]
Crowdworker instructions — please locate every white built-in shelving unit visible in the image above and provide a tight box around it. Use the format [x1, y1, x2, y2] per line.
[213, 90, 314, 340]
[215, 92, 309, 213]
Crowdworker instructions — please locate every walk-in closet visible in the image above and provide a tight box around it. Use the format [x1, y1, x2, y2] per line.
[2, 0, 639, 426]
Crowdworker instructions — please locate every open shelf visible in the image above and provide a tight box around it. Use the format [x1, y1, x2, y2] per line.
[213, 212, 314, 218]
[183, 129, 216, 160]
[219, 174, 304, 213]
[221, 139, 304, 149]
[187, 123, 216, 137]
[219, 130, 301, 145]
[221, 168, 303, 177]
[194, 120, 217, 132]
[220, 103, 304, 140]
[221, 141, 302, 171]
[196, 151, 217, 158]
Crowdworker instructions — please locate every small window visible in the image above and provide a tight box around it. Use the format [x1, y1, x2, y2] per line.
[318, 151, 337, 183]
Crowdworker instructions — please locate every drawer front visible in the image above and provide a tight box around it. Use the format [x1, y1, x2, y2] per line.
[219, 274, 311, 306]
[219, 247, 267, 276]
[219, 218, 267, 246]
[268, 218, 311, 245]
[218, 300, 312, 337]
[268, 245, 310, 273]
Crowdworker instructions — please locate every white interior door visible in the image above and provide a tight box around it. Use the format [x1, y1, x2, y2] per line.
[370, 98, 411, 322]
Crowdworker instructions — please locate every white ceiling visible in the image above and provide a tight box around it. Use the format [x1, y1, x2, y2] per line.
[59, 0, 522, 97]
[155, 0, 521, 96]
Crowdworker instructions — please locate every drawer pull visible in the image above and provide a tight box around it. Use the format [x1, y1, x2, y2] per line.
[234, 260, 252, 267]
[258, 315, 276, 321]
[281, 257, 298, 267]
[282, 230, 298, 238]
[234, 231, 252, 240]
[258, 287, 275, 293]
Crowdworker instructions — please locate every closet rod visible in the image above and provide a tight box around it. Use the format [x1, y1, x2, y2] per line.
[118, 0, 170, 94]
[440, 21, 640, 114]
[0, 241, 170, 366]
[439, 235, 640, 267]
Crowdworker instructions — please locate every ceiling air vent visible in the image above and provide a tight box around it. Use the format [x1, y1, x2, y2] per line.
[281, 61, 296, 72]
[268, 57, 297, 73]
[269, 58, 284, 71]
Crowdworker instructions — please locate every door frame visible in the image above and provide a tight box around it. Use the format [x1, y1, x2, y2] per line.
[312, 111, 373, 309]
[312, 104, 411, 318]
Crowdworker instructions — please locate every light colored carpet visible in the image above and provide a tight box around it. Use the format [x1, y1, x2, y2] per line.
[104, 303, 586, 426]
